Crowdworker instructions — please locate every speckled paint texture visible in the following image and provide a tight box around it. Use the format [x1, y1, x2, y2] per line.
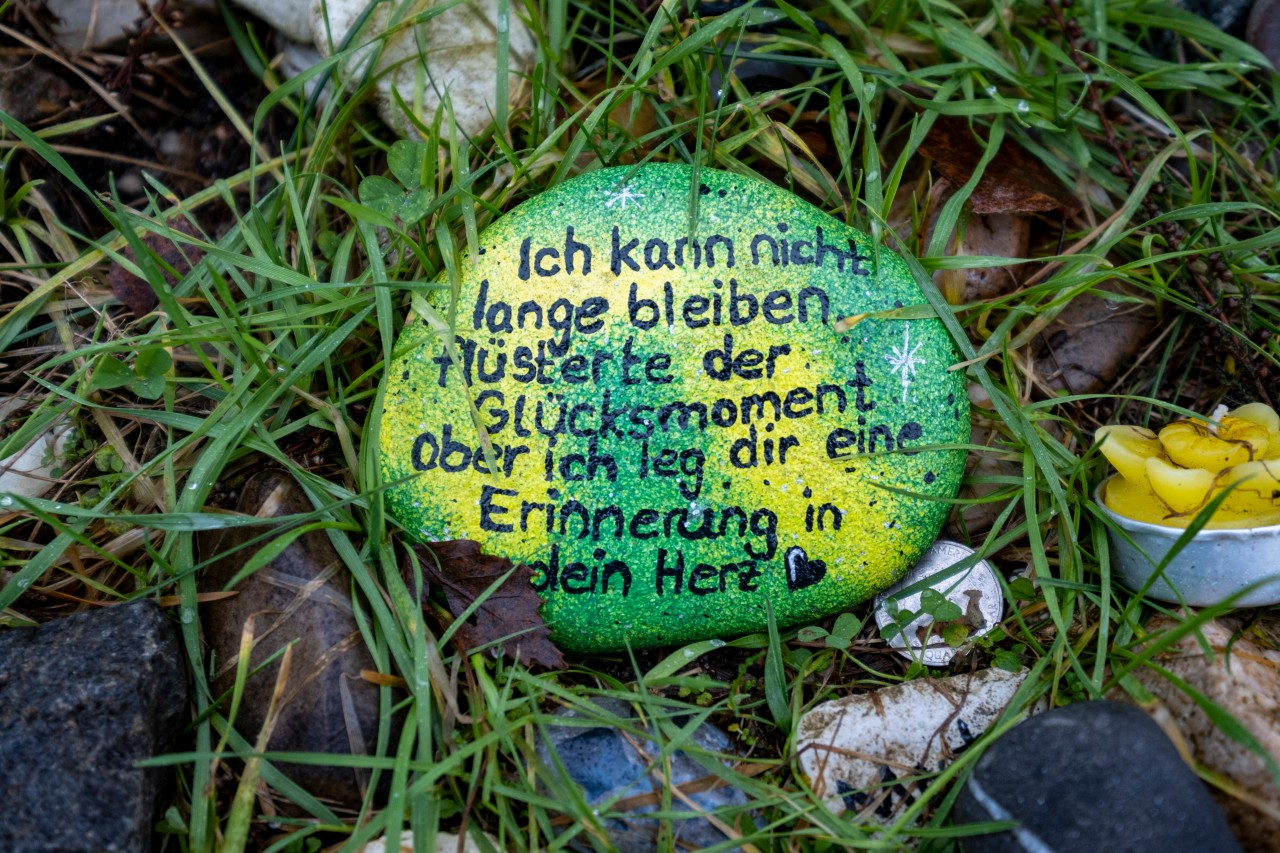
[380, 164, 969, 653]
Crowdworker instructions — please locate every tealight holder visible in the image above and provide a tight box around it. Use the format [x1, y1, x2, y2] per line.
[1096, 478, 1280, 607]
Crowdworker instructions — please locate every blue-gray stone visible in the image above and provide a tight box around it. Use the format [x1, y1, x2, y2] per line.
[1179, 0, 1255, 35]
[0, 600, 185, 853]
[536, 699, 753, 852]
[954, 700, 1241, 852]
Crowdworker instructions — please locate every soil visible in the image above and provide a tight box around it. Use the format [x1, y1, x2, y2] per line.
[0, 3, 293, 242]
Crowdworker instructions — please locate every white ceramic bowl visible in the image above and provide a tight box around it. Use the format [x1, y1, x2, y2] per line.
[1096, 479, 1280, 607]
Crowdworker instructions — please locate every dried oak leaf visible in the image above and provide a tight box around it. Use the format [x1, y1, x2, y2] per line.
[920, 116, 1081, 216]
[405, 540, 566, 670]
[107, 217, 204, 318]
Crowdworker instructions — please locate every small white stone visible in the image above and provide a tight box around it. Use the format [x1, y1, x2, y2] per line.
[309, 0, 536, 139]
[0, 400, 73, 501]
[796, 668, 1029, 820]
[359, 830, 490, 853]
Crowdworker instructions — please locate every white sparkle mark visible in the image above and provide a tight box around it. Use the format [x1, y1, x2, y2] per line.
[885, 326, 927, 394]
[603, 182, 645, 210]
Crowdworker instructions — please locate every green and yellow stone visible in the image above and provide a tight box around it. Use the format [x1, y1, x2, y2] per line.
[380, 164, 969, 653]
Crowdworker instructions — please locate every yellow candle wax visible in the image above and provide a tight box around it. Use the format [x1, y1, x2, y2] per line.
[1096, 402, 1280, 528]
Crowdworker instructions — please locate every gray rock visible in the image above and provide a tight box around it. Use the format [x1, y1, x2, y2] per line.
[0, 63, 78, 131]
[954, 701, 1240, 852]
[536, 698, 753, 852]
[229, 0, 312, 43]
[1032, 281, 1156, 397]
[1248, 0, 1280, 70]
[199, 470, 392, 808]
[45, 0, 219, 52]
[0, 600, 185, 853]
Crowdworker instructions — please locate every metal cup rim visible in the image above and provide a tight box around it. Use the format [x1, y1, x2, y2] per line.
[1094, 476, 1280, 606]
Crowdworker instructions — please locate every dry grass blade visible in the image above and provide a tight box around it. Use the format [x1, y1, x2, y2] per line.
[221, 642, 294, 853]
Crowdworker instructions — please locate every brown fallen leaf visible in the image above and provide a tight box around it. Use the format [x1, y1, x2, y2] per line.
[890, 178, 1031, 304]
[920, 116, 1081, 216]
[107, 217, 204, 318]
[404, 540, 566, 670]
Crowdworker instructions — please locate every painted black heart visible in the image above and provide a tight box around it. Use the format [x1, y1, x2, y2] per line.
[785, 546, 826, 591]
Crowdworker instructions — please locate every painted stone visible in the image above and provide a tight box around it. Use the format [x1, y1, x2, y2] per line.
[380, 164, 969, 652]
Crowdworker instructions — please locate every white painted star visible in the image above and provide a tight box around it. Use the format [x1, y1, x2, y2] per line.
[603, 182, 645, 209]
[885, 326, 926, 394]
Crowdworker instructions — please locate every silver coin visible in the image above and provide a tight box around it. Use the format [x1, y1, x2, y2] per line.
[873, 539, 1003, 666]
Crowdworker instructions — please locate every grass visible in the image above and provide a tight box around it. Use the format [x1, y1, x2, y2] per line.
[1, 0, 1279, 849]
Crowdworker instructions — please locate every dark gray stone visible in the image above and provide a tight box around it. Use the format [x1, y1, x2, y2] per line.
[0, 600, 185, 853]
[0, 60, 79, 129]
[1178, 0, 1255, 36]
[536, 698, 753, 852]
[199, 470, 393, 808]
[954, 700, 1241, 853]
[1248, 0, 1280, 71]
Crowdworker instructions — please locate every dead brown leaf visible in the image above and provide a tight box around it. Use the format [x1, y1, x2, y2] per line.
[920, 116, 1081, 216]
[107, 217, 203, 318]
[404, 540, 566, 670]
